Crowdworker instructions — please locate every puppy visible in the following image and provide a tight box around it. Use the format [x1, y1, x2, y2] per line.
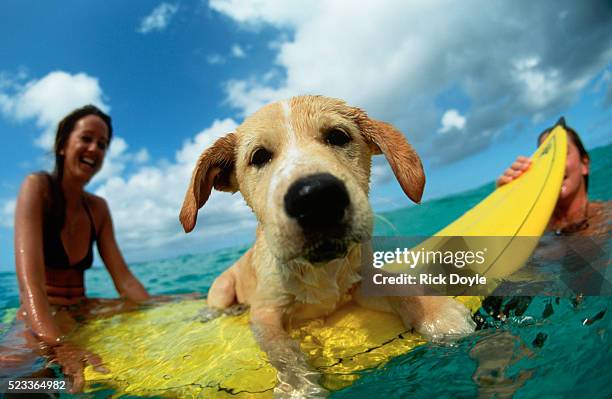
[180, 96, 475, 397]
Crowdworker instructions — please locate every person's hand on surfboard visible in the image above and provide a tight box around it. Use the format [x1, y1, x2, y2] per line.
[496, 156, 532, 187]
[48, 342, 109, 393]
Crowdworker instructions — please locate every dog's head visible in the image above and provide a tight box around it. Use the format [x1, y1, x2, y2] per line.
[180, 96, 424, 264]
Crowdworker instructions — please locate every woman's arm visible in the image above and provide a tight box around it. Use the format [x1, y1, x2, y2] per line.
[14, 174, 64, 344]
[15, 175, 110, 392]
[95, 197, 149, 301]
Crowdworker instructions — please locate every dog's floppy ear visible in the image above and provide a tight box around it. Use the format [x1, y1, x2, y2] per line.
[362, 119, 425, 203]
[179, 133, 238, 233]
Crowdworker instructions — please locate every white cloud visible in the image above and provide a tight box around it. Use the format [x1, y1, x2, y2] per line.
[134, 148, 150, 163]
[209, 0, 321, 27]
[208, 45, 248, 65]
[596, 69, 612, 107]
[0, 199, 16, 228]
[0, 71, 109, 150]
[513, 57, 561, 112]
[370, 159, 394, 186]
[231, 44, 246, 58]
[0, 69, 28, 91]
[209, 0, 612, 164]
[438, 109, 466, 134]
[207, 54, 226, 65]
[137, 3, 179, 34]
[90, 137, 151, 186]
[225, 79, 290, 116]
[0, 94, 11, 115]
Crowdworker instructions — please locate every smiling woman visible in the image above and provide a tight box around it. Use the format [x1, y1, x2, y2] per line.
[2, 105, 150, 392]
[496, 117, 610, 236]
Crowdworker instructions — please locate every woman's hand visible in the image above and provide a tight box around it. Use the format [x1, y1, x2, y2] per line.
[49, 342, 109, 393]
[496, 156, 531, 187]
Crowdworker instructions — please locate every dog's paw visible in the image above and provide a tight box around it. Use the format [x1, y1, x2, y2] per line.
[197, 307, 224, 322]
[274, 367, 328, 398]
[224, 303, 250, 316]
[414, 297, 476, 341]
[197, 303, 250, 322]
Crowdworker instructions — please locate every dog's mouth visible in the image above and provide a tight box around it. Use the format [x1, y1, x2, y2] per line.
[300, 228, 369, 264]
[303, 239, 349, 264]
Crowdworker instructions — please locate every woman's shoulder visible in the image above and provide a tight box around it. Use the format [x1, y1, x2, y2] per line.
[585, 200, 611, 235]
[18, 172, 53, 200]
[83, 192, 111, 221]
[589, 200, 612, 215]
[23, 171, 51, 186]
[84, 191, 105, 204]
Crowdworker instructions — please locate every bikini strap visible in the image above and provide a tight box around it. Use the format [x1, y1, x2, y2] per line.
[82, 196, 97, 241]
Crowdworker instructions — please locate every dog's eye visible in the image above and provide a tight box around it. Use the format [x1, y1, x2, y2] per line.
[325, 128, 352, 147]
[250, 148, 272, 167]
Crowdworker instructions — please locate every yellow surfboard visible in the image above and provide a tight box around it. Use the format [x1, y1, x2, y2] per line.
[435, 125, 566, 277]
[78, 297, 480, 398]
[78, 127, 566, 397]
[76, 297, 480, 398]
[437, 126, 566, 238]
[383, 126, 567, 280]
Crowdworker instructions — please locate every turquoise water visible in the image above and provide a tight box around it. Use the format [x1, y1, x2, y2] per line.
[0, 143, 610, 398]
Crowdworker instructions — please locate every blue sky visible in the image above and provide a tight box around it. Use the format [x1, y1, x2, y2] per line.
[1, 1, 611, 270]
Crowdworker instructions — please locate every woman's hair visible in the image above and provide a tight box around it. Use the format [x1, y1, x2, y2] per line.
[52, 104, 113, 180]
[538, 117, 590, 192]
[45, 105, 112, 228]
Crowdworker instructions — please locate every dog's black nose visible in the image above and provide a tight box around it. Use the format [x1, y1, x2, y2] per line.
[284, 173, 350, 233]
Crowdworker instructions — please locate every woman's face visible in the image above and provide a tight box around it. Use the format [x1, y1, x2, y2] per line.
[61, 114, 109, 183]
[560, 138, 589, 201]
[540, 133, 589, 201]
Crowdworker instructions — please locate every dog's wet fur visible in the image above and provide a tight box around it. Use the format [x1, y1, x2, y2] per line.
[180, 95, 475, 397]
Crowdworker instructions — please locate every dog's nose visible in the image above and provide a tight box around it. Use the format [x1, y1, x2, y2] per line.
[284, 173, 350, 233]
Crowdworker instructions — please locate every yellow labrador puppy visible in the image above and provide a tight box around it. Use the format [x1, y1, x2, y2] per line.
[180, 95, 475, 397]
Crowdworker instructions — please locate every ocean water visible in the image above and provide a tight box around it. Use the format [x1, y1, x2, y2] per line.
[0, 143, 610, 398]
